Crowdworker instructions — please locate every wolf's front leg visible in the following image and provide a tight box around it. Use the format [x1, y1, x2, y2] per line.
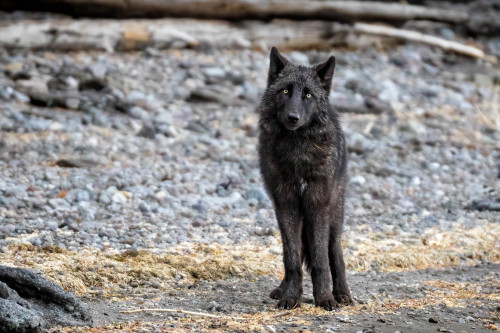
[272, 201, 303, 309]
[305, 206, 338, 311]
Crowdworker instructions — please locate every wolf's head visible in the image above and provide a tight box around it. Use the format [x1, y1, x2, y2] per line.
[262, 47, 335, 131]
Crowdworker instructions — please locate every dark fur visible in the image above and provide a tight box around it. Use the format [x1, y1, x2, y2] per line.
[258, 47, 353, 311]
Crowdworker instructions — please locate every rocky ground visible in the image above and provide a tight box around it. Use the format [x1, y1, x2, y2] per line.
[0, 14, 499, 332]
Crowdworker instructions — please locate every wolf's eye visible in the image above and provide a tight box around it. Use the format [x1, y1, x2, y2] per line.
[283, 90, 288, 94]
[306, 93, 312, 98]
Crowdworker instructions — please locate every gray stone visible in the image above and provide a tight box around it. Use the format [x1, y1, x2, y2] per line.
[138, 202, 151, 213]
[0, 266, 93, 331]
[244, 188, 267, 205]
[45, 221, 59, 231]
[474, 73, 493, 88]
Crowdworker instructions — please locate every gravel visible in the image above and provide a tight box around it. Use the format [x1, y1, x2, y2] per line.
[0, 43, 499, 253]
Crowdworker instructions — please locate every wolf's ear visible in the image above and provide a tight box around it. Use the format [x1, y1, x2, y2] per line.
[315, 55, 336, 92]
[268, 47, 289, 85]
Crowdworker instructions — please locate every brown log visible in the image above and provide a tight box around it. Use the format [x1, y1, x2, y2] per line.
[0, 0, 469, 24]
[353, 23, 492, 60]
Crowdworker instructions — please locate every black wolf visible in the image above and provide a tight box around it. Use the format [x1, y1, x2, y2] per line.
[258, 47, 353, 311]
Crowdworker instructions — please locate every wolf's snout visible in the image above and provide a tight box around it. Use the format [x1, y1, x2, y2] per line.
[288, 113, 300, 124]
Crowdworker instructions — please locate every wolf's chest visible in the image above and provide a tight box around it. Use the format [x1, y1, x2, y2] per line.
[272, 138, 330, 174]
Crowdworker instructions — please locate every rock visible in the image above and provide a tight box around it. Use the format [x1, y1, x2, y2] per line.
[349, 175, 366, 186]
[440, 28, 455, 41]
[187, 87, 243, 106]
[185, 120, 208, 133]
[192, 218, 206, 227]
[154, 191, 167, 201]
[192, 202, 208, 215]
[488, 38, 500, 57]
[88, 63, 108, 78]
[138, 202, 151, 213]
[473, 73, 493, 88]
[65, 98, 80, 110]
[99, 193, 111, 204]
[0, 265, 93, 331]
[400, 120, 426, 135]
[0, 295, 44, 333]
[56, 159, 98, 168]
[244, 187, 267, 205]
[137, 123, 156, 139]
[5, 62, 23, 73]
[128, 106, 149, 120]
[112, 192, 127, 204]
[127, 90, 146, 101]
[467, 199, 500, 211]
[378, 79, 399, 103]
[45, 221, 59, 231]
[429, 317, 439, 323]
[347, 133, 374, 154]
[202, 67, 226, 83]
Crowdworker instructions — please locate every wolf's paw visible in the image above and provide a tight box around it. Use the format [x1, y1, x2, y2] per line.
[315, 295, 339, 311]
[333, 293, 354, 306]
[269, 287, 284, 300]
[276, 295, 302, 310]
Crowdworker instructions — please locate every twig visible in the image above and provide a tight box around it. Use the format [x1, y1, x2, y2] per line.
[119, 308, 247, 320]
[353, 23, 495, 61]
[273, 311, 293, 319]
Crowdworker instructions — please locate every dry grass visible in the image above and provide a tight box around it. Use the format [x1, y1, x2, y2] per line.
[345, 222, 500, 272]
[0, 242, 280, 296]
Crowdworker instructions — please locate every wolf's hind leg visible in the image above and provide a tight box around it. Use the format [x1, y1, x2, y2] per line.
[329, 202, 354, 306]
[304, 208, 337, 311]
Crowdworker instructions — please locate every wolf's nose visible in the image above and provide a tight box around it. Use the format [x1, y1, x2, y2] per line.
[288, 113, 300, 124]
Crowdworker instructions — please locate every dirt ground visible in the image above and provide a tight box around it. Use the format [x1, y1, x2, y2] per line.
[46, 263, 498, 333]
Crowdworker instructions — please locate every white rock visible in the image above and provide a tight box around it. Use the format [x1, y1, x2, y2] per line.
[349, 175, 366, 186]
[112, 191, 127, 204]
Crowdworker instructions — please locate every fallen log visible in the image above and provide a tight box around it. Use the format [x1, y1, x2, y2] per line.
[0, 0, 469, 24]
[353, 23, 490, 60]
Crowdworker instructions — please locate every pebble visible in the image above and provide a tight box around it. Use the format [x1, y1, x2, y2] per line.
[45, 221, 59, 231]
[349, 175, 366, 186]
[112, 192, 127, 204]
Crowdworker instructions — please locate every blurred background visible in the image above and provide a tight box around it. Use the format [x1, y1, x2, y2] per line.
[0, 1, 499, 332]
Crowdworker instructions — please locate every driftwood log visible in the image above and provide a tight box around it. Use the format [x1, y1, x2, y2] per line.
[353, 23, 488, 59]
[0, 0, 470, 24]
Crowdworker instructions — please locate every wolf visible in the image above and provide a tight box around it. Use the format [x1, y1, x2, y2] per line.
[258, 47, 353, 311]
